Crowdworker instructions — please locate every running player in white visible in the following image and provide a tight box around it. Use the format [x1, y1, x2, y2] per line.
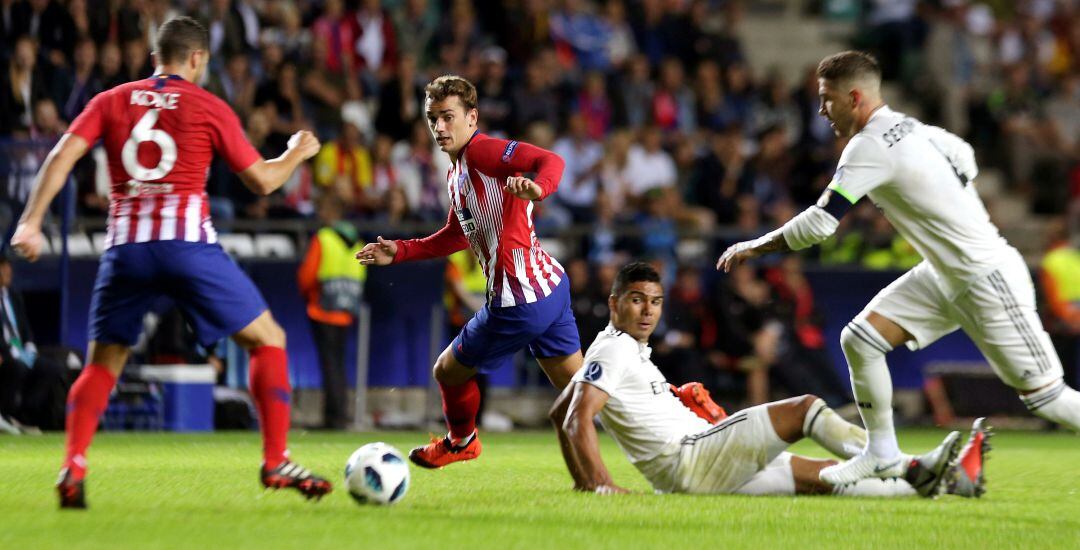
[550, 262, 988, 497]
[717, 50, 1073, 486]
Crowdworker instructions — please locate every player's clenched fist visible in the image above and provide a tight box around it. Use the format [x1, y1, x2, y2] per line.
[10, 223, 44, 262]
[715, 240, 758, 272]
[288, 130, 321, 160]
[356, 235, 398, 265]
[504, 176, 542, 200]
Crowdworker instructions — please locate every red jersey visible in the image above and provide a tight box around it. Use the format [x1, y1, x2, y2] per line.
[66, 74, 261, 249]
[392, 132, 566, 308]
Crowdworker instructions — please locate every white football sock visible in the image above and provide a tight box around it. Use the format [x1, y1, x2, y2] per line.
[1022, 379, 1080, 432]
[840, 318, 900, 459]
[832, 477, 916, 497]
[803, 397, 867, 459]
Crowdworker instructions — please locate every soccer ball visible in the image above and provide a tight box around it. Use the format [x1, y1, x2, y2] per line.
[345, 442, 410, 505]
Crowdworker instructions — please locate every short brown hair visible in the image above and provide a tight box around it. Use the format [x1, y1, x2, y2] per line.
[816, 51, 881, 83]
[155, 16, 209, 64]
[424, 75, 478, 112]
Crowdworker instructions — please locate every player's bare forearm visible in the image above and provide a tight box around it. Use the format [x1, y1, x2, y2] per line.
[241, 131, 320, 195]
[563, 410, 616, 491]
[20, 134, 89, 226]
[549, 387, 589, 489]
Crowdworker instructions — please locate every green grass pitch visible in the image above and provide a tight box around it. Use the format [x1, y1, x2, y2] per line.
[2, 428, 1078, 549]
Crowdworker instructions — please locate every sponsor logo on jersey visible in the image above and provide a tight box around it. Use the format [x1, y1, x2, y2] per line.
[583, 361, 602, 382]
[501, 140, 519, 163]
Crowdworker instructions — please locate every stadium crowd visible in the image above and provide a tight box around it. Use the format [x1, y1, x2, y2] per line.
[0, 0, 1078, 406]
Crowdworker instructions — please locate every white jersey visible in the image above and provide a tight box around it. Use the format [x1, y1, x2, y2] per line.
[828, 105, 1012, 298]
[573, 324, 711, 467]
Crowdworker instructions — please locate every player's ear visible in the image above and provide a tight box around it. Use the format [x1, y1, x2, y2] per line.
[467, 107, 478, 127]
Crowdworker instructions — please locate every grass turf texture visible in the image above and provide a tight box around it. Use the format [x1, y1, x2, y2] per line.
[2, 429, 1078, 549]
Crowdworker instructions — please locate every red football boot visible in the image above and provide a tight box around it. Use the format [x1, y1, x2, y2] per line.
[408, 432, 482, 469]
[946, 417, 992, 498]
[672, 382, 727, 423]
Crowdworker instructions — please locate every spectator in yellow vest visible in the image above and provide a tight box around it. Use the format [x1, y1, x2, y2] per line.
[297, 195, 366, 429]
[1040, 221, 1080, 387]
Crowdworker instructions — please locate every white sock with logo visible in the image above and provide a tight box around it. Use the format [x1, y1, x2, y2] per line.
[1022, 379, 1080, 432]
[840, 318, 900, 460]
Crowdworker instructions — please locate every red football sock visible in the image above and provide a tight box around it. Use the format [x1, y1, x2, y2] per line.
[439, 377, 480, 442]
[63, 364, 117, 480]
[249, 346, 291, 469]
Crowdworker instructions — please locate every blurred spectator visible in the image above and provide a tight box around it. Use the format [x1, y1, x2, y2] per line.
[390, 119, 444, 220]
[552, 112, 604, 223]
[513, 54, 560, 135]
[618, 54, 653, 128]
[208, 52, 256, 119]
[711, 264, 777, 406]
[0, 256, 67, 432]
[14, 0, 76, 67]
[145, 0, 181, 55]
[764, 256, 852, 409]
[597, 128, 633, 211]
[1040, 220, 1080, 389]
[575, 70, 613, 139]
[31, 97, 64, 137]
[202, 0, 251, 60]
[253, 61, 307, 151]
[98, 40, 124, 89]
[652, 264, 717, 389]
[855, 0, 925, 83]
[297, 195, 365, 430]
[55, 37, 101, 122]
[567, 257, 615, 351]
[600, 0, 636, 71]
[476, 46, 513, 135]
[551, 0, 610, 72]
[310, 0, 354, 74]
[374, 53, 422, 141]
[313, 120, 373, 214]
[651, 57, 695, 134]
[751, 71, 802, 144]
[301, 36, 350, 139]
[0, 35, 49, 135]
[393, 0, 438, 70]
[624, 125, 675, 200]
[120, 37, 151, 82]
[689, 123, 752, 225]
[353, 0, 399, 83]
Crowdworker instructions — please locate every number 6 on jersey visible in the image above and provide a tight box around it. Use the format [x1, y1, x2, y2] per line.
[121, 109, 177, 181]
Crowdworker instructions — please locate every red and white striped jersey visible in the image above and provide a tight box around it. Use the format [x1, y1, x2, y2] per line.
[66, 75, 261, 250]
[392, 132, 567, 308]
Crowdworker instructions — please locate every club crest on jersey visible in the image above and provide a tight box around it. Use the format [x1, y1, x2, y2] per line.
[583, 362, 603, 382]
[456, 172, 469, 197]
[501, 140, 519, 163]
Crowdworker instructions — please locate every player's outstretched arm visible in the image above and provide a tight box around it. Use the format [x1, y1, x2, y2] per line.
[355, 236, 398, 266]
[12, 134, 90, 262]
[360, 209, 468, 266]
[716, 191, 852, 272]
[562, 382, 629, 494]
[238, 130, 321, 196]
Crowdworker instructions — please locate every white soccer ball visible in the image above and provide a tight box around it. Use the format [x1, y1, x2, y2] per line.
[345, 442, 410, 505]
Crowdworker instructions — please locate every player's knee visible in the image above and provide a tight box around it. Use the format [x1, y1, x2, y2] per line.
[839, 322, 887, 363]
